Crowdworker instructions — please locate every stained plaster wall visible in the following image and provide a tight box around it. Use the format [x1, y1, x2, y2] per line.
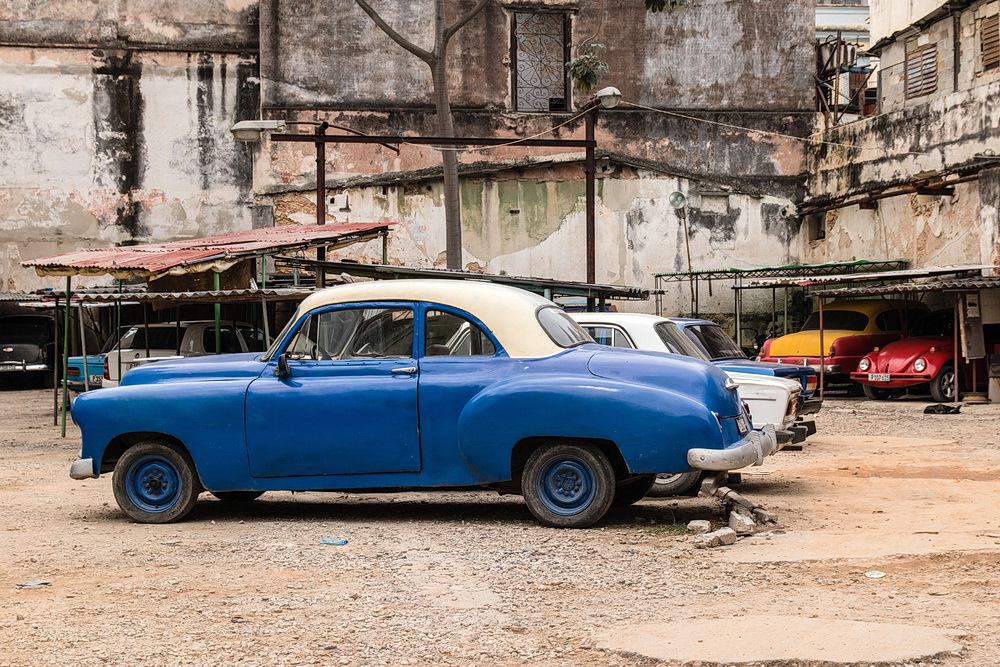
[0, 2, 259, 294]
[303, 160, 805, 317]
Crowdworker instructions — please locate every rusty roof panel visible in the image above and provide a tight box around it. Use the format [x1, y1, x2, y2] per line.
[22, 223, 392, 278]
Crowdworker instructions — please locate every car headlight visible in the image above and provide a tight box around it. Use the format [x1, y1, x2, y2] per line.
[858, 358, 870, 371]
[914, 358, 926, 372]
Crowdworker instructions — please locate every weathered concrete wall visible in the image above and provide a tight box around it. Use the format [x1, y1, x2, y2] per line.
[870, 0, 946, 43]
[0, 3, 260, 293]
[261, 0, 814, 112]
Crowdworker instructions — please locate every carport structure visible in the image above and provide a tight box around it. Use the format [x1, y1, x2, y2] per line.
[811, 275, 1000, 403]
[21, 222, 393, 435]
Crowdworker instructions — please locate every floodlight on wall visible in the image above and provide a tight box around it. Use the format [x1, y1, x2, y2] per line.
[230, 119, 287, 142]
[668, 191, 687, 209]
[594, 86, 622, 109]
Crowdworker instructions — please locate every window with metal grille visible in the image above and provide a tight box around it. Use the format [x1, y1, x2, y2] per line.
[511, 12, 569, 112]
[982, 15, 1000, 71]
[905, 43, 938, 98]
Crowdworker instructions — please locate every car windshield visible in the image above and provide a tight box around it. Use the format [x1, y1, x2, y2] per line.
[654, 322, 709, 360]
[801, 310, 869, 332]
[537, 306, 593, 348]
[911, 311, 953, 337]
[683, 324, 746, 360]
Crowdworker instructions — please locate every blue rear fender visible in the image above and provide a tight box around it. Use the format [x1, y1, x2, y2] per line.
[72, 380, 255, 489]
[456, 375, 724, 482]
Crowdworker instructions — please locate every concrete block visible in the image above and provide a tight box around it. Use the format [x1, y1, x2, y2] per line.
[729, 506, 757, 535]
[693, 527, 738, 548]
[687, 519, 712, 534]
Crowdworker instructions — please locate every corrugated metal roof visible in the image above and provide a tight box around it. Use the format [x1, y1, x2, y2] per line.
[32, 287, 315, 305]
[813, 277, 1000, 297]
[22, 223, 392, 279]
[734, 265, 995, 289]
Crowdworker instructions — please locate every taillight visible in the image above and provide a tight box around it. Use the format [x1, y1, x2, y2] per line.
[104, 356, 110, 380]
[805, 375, 818, 391]
[67, 367, 80, 377]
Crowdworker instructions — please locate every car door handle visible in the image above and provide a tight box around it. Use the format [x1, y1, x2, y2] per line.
[390, 366, 417, 375]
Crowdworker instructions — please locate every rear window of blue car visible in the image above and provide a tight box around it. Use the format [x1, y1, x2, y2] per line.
[537, 307, 593, 348]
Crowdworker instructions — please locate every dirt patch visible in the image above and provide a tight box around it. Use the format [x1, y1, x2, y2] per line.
[1, 388, 999, 666]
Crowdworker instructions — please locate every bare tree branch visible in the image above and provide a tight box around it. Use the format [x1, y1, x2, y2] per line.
[444, 0, 491, 43]
[354, 0, 435, 64]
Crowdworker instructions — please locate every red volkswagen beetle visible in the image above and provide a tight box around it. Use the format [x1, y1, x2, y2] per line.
[851, 309, 999, 401]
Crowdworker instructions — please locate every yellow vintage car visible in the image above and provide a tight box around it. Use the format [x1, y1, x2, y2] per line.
[759, 299, 929, 381]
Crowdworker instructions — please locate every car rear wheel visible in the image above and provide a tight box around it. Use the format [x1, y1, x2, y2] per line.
[929, 364, 956, 403]
[210, 491, 265, 502]
[862, 384, 891, 400]
[611, 474, 657, 507]
[112, 441, 202, 523]
[522, 442, 615, 528]
[646, 471, 703, 497]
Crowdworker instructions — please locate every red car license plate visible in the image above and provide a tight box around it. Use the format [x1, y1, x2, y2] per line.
[868, 373, 890, 382]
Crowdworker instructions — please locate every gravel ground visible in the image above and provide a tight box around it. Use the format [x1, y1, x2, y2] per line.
[1, 385, 999, 666]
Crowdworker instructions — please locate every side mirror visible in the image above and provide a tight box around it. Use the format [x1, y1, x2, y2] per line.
[275, 353, 290, 379]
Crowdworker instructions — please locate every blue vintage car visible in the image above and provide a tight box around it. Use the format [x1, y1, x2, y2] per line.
[66, 354, 104, 392]
[70, 280, 776, 528]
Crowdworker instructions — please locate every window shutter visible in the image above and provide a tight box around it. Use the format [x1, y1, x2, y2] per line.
[983, 15, 1000, 71]
[905, 44, 938, 98]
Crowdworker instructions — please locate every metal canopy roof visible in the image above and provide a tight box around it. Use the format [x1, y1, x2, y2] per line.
[21, 223, 392, 280]
[733, 264, 994, 290]
[813, 276, 1000, 297]
[275, 258, 650, 301]
[654, 259, 909, 282]
[28, 287, 315, 305]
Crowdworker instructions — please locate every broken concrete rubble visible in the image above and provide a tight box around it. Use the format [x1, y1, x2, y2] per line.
[693, 527, 738, 549]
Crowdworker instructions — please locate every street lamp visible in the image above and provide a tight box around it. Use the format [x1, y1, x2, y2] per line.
[584, 86, 622, 309]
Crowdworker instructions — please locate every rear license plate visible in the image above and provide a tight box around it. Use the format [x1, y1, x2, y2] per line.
[736, 414, 749, 434]
[868, 373, 890, 382]
[88, 375, 103, 385]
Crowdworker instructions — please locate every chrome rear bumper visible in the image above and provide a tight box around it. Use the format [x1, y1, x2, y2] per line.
[687, 424, 778, 471]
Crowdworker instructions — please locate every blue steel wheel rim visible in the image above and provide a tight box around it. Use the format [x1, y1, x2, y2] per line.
[126, 455, 182, 513]
[535, 455, 596, 516]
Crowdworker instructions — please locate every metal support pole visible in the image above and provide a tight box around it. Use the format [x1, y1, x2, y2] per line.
[315, 122, 328, 289]
[60, 276, 71, 437]
[819, 299, 826, 400]
[52, 293, 59, 426]
[214, 271, 222, 354]
[78, 305, 89, 392]
[585, 107, 597, 312]
[953, 295, 960, 402]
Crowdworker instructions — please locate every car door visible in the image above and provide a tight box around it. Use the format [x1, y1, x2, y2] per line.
[245, 303, 420, 478]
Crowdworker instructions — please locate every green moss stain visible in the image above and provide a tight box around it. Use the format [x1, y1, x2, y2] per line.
[462, 178, 586, 261]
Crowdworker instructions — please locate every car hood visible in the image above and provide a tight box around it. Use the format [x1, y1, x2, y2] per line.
[767, 329, 860, 357]
[119, 352, 266, 386]
[587, 348, 742, 415]
[866, 336, 952, 369]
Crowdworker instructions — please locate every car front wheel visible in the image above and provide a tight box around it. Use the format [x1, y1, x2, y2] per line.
[112, 441, 202, 523]
[522, 442, 615, 528]
[929, 364, 956, 403]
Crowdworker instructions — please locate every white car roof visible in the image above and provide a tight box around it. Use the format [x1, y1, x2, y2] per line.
[295, 279, 566, 358]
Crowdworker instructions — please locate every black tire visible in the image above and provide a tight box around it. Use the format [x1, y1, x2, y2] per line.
[112, 441, 202, 523]
[929, 364, 956, 403]
[210, 491, 265, 502]
[611, 474, 657, 507]
[646, 471, 703, 497]
[522, 442, 616, 528]
[862, 384, 891, 400]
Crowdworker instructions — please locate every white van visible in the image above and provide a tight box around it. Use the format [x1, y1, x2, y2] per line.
[103, 321, 267, 387]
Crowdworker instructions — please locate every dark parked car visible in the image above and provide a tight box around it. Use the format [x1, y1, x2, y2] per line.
[0, 315, 58, 387]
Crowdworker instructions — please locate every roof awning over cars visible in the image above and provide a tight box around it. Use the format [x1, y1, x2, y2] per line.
[22, 223, 392, 280]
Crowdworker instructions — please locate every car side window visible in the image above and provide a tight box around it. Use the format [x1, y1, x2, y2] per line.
[238, 325, 268, 352]
[286, 307, 415, 361]
[424, 310, 496, 356]
[582, 325, 634, 349]
[203, 326, 243, 354]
